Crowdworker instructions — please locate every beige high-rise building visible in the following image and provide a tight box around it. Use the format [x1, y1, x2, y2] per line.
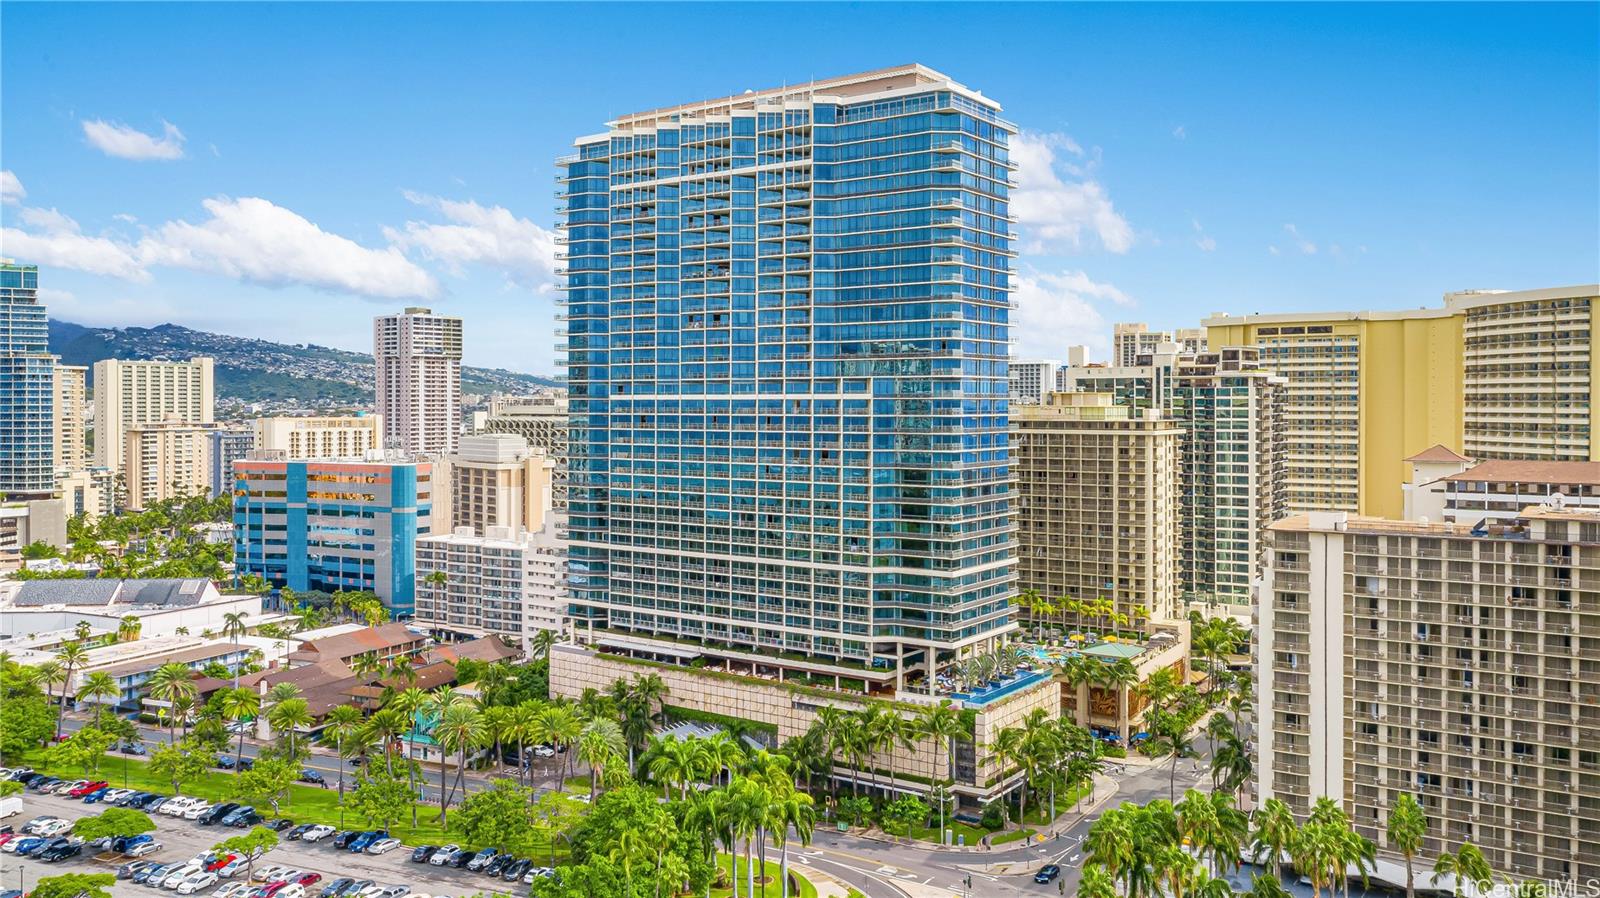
[122, 418, 216, 510]
[53, 364, 87, 473]
[1012, 392, 1182, 631]
[1260, 509, 1600, 882]
[92, 357, 214, 474]
[435, 433, 554, 537]
[251, 415, 383, 460]
[374, 308, 462, 455]
[479, 393, 568, 507]
[59, 468, 114, 521]
[1203, 284, 1600, 519]
[1112, 323, 1206, 367]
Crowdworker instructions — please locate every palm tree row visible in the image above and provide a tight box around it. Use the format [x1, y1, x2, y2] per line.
[989, 707, 1104, 826]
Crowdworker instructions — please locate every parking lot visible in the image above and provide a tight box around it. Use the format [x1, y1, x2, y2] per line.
[0, 790, 537, 898]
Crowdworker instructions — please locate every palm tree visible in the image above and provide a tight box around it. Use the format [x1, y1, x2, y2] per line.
[916, 700, 963, 840]
[772, 789, 816, 898]
[1432, 843, 1493, 898]
[649, 736, 702, 801]
[31, 659, 64, 719]
[530, 628, 557, 663]
[577, 716, 625, 801]
[1176, 788, 1247, 877]
[350, 653, 385, 680]
[387, 686, 428, 822]
[267, 697, 313, 760]
[220, 687, 261, 769]
[534, 703, 583, 784]
[291, 604, 322, 633]
[1079, 864, 1120, 898]
[1251, 797, 1298, 876]
[146, 662, 199, 744]
[434, 698, 485, 820]
[321, 703, 363, 826]
[505, 700, 542, 786]
[1103, 658, 1142, 746]
[76, 671, 121, 724]
[1388, 793, 1428, 898]
[684, 789, 728, 898]
[265, 682, 302, 705]
[1085, 807, 1138, 898]
[53, 641, 89, 739]
[1249, 875, 1295, 898]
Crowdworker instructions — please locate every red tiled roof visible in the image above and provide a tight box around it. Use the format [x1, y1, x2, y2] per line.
[1443, 459, 1600, 487]
[288, 623, 425, 663]
[424, 636, 520, 665]
[1406, 444, 1472, 463]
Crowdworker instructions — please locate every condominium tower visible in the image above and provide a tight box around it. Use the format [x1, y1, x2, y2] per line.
[123, 419, 216, 510]
[1009, 359, 1060, 405]
[559, 65, 1018, 685]
[414, 523, 567, 649]
[478, 394, 569, 508]
[1112, 322, 1204, 367]
[374, 308, 462, 455]
[92, 357, 215, 474]
[0, 261, 55, 498]
[252, 414, 383, 460]
[1203, 283, 1600, 518]
[1012, 392, 1180, 631]
[53, 364, 87, 474]
[436, 433, 554, 537]
[1259, 509, 1600, 881]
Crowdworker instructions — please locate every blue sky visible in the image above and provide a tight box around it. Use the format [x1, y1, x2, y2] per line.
[3, 2, 1596, 372]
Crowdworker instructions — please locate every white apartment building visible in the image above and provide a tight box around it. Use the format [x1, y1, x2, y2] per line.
[122, 419, 216, 510]
[251, 414, 384, 460]
[435, 433, 554, 537]
[92, 357, 214, 473]
[53, 363, 87, 473]
[413, 523, 567, 650]
[479, 393, 568, 508]
[375, 308, 462, 455]
[1260, 509, 1600, 882]
[1009, 359, 1061, 405]
[1112, 323, 1206, 367]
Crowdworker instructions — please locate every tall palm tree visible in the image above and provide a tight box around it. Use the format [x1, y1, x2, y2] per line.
[53, 641, 89, 739]
[146, 662, 199, 744]
[684, 789, 728, 898]
[530, 628, 557, 663]
[1251, 797, 1298, 876]
[320, 703, 363, 826]
[267, 697, 313, 760]
[1432, 843, 1493, 898]
[433, 697, 484, 820]
[1176, 788, 1247, 877]
[1085, 806, 1138, 898]
[1387, 793, 1428, 898]
[76, 671, 121, 725]
[220, 687, 262, 769]
[1079, 865, 1120, 898]
[577, 716, 625, 801]
[916, 700, 963, 839]
[534, 703, 584, 784]
[265, 682, 302, 705]
[387, 686, 428, 821]
[350, 653, 385, 680]
[772, 789, 816, 898]
[649, 736, 702, 801]
[506, 700, 542, 786]
[31, 660, 64, 720]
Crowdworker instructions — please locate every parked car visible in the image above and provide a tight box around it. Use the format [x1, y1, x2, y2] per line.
[216, 755, 237, 769]
[267, 818, 295, 832]
[39, 839, 84, 862]
[447, 850, 473, 869]
[365, 838, 401, 855]
[22, 815, 59, 834]
[349, 830, 387, 852]
[183, 802, 217, 821]
[298, 769, 325, 785]
[121, 742, 149, 755]
[220, 806, 257, 826]
[81, 787, 112, 804]
[27, 776, 62, 792]
[207, 853, 239, 872]
[217, 884, 256, 898]
[483, 855, 511, 876]
[1034, 865, 1062, 884]
[317, 880, 353, 898]
[145, 796, 174, 813]
[230, 811, 264, 828]
[162, 797, 201, 817]
[286, 824, 315, 841]
[120, 861, 158, 880]
[34, 818, 73, 837]
[177, 872, 219, 895]
[292, 873, 322, 888]
[333, 881, 372, 898]
[128, 839, 164, 858]
[2, 837, 39, 855]
[367, 887, 408, 898]
[69, 780, 109, 797]
[300, 825, 336, 843]
[113, 834, 155, 854]
[163, 864, 206, 888]
[199, 803, 241, 825]
[134, 863, 172, 884]
[501, 859, 532, 882]
[465, 847, 499, 871]
[409, 845, 437, 863]
[115, 791, 152, 808]
[275, 885, 307, 898]
[100, 788, 135, 804]
[427, 846, 461, 866]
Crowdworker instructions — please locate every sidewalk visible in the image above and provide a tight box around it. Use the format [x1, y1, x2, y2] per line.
[954, 772, 1121, 875]
[791, 862, 854, 898]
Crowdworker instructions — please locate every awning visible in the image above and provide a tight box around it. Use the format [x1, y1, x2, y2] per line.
[596, 637, 702, 660]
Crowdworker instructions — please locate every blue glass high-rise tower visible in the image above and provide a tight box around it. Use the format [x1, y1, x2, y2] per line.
[558, 66, 1018, 692]
[0, 260, 56, 498]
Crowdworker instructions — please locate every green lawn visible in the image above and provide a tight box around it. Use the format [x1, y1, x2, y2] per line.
[19, 748, 576, 859]
[710, 854, 814, 898]
[991, 827, 1036, 845]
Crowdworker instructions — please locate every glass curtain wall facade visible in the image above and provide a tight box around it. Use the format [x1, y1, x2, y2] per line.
[0, 262, 56, 498]
[558, 66, 1018, 682]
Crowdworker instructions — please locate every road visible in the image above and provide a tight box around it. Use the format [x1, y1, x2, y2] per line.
[0, 790, 527, 898]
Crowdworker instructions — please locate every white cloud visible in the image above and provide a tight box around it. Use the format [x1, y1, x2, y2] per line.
[3, 196, 437, 300]
[1268, 245, 1281, 256]
[1, 206, 149, 280]
[81, 119, 187, 161]
[1172, 125, 1188, 141]
[1283, 223, 1317, 255]
[139, 197, 438, 299]
[0, 170, 24, 205]
[1192, 217, 1216, 252]
[1012, 267, 1134, 360]
[385, 192, 558, 287]
[112, 213, 139, 224]
[1010, 131, 1134, 255]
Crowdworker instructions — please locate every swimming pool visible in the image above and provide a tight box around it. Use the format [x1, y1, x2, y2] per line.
[949, 669, 1052, 707]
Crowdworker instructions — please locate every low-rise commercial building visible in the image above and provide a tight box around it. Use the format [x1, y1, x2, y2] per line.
[1259, 509, 1600, 881]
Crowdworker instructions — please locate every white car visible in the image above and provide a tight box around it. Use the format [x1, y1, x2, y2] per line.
[182, 802, 216, 821]
[52, 780, 88, 795]
[35, 819, 74, 837]
[427, 845, 459, 866]
[163, 866, 204, 889]
[215, 859, 247, 879]
[128, 840, 164, 858]
[299, 825, 335, 843]
[275, 886, 306, 898]
[364, 838, 402, 855]
[101, 788, 135, 803]
[532, 746, 555, 759]
[253, 865, 290, 883]
[176, 872, 219, 895]
[157, 797, 192, 816]
[214, 884, 254, 898]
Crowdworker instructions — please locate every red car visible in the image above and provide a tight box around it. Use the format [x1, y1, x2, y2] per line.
[258, 881, 290, 898]
[207, 854, 238, 872]
[0, 833, 16, 847]
[292, 874, 321, 887]
[68, 781, 108, 797]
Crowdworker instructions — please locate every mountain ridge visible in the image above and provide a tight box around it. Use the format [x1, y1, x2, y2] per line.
[48, 319, 559, 405]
